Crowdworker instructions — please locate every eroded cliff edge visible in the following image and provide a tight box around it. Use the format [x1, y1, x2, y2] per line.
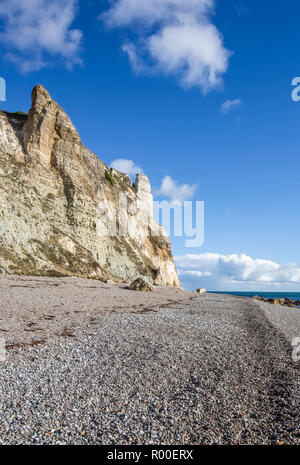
[0, 85, 180, 287]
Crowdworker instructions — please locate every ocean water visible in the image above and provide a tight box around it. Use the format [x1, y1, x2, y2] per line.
[208, 291, 300, 301]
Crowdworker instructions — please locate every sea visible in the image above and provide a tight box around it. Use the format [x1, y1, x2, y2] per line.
[208, 291, 300, 302]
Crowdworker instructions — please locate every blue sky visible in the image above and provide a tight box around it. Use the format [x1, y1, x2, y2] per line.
[0, 0, 300, 291]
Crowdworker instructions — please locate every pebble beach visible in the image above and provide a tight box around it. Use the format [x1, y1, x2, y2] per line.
[0, 276, 299, 445]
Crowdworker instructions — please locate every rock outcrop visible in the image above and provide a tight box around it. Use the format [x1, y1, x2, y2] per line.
[0, 85, 180, 286]
[252, 296, 299, 307]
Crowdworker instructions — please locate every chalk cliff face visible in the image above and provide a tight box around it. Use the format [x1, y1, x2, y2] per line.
[0, 85, 180, 286]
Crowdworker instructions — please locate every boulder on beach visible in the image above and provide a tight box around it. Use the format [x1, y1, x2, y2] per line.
[197, 288, 206, 294]
[129, 278, 154, 292]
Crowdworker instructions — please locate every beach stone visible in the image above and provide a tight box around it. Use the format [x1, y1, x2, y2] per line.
[196, 288, 206, 294]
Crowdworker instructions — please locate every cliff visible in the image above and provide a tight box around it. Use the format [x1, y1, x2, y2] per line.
[0, 85, 179, 287]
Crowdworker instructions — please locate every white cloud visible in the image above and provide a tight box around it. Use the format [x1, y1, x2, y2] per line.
[220, 99, 244, 114]
[110, 158, 143, 177]
[101, 0, 232, 92]
[155, 175, 197, 202]
[175, 253, 300, 290]
[0, 0, 82, 72]
[220, 99, 243, 114]
[179, 270, 212, 278]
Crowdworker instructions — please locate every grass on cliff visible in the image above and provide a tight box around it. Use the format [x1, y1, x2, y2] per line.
[105, 170, 115, 187]
[10, 111, 28, 118]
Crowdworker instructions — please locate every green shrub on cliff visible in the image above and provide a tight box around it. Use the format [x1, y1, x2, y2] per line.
[105, 170, 115, 187]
